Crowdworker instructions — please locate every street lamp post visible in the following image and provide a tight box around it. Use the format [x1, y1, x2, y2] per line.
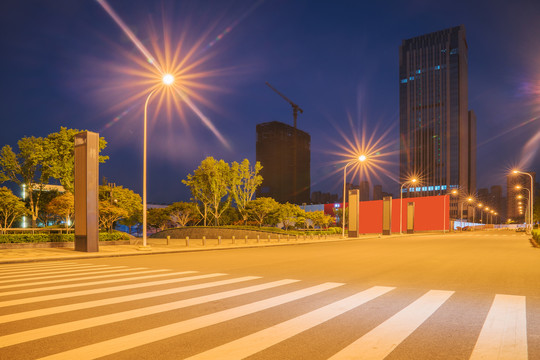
[443, 189, 458, 233]
[516, 185, 531, 230]
[400, 178, 417, 235]
[142, 74, 175, 248]
[459, 197, 473, 230]
[342, 155, 366, 238]
[513, 170, 534, 231]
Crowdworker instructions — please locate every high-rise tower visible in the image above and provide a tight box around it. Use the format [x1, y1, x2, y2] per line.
[399, 25, 475, 202]
[256, 121, 310, 204]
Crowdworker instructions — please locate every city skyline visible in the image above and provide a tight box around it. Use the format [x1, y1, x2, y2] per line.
[0, 0, 539, 203]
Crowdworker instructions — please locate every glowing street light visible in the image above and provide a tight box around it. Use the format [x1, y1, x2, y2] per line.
[141, 74, 175, 248]
[400, 177, 417, 235]
[443, 189, 458, 233]
[342, 155, 367, 238]
[460, 197, 474, 230]
[513, 170, 534, 231]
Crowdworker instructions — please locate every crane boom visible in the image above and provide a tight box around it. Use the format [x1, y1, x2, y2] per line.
[265, 82, 303, 128]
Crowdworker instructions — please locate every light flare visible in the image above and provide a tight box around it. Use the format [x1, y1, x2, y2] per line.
[96, 0, 231, 149]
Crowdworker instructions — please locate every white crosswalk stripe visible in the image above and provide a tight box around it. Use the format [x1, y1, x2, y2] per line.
[0, 262, 535, 360]
[470, 294, 528, 360]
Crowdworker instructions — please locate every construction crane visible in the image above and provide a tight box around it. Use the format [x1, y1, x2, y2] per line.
[265, 82, 304, 204]
[265, 82, 303, 129]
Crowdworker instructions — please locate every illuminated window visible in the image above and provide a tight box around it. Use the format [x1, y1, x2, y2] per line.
[409, 76, 415, 81]
[435, 65, 441, 70]
[401, 79, 408, 84]
[450, 48, 458, 55]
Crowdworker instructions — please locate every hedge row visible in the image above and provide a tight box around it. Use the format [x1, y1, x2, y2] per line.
[0, 232, 130, 244]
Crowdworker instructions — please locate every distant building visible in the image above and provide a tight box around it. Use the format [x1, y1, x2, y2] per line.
[399, 25, 476, 216]
[360, 180, 370, 201]
[311, 191, 339, 204]
[373, 185, 383, 200]
[256, 121, 310, 204]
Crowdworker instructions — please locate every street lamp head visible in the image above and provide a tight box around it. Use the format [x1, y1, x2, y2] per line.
[162, 74, 175, 85]
[451, 189, 458, 195]
[411, 178, 417, 183]
[513, 170, 519, 174]
[467, 197, 473, 202]
[358, 154, 367, 162]
[478, 203, 483, 207]
[515, 185, 522, 189]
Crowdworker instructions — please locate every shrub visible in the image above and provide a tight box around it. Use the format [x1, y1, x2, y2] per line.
[0, 232, 129, 244]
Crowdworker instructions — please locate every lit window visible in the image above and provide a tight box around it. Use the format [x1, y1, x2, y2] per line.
[442, 185, 447, 190]
[422, 187, 427, 191]
[401, 79, 408, 84]
[450, 48, 458, 55]
[434, 65, 441, 70]
[415, 187, 421, 192]
[409, 76, 415, 81]
[428, 186, 434, 191]
[416, 69, 421, 74]
[435, 186, 441, 190]
[441, 49, 447, 53]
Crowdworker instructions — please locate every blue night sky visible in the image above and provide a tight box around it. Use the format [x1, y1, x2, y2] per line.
[1, 0, 539, 203]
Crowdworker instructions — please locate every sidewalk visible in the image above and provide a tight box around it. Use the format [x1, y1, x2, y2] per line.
[0, 234, 394, 264]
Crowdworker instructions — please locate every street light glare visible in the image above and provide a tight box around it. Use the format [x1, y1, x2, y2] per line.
[359, 154, 367, 162]
[162, 74, 174, 85]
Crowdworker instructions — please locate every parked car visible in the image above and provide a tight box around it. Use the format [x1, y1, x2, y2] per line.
[516, 227, 526, 232]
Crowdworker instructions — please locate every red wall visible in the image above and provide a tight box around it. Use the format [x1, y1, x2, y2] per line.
[324, 195, 449, 234]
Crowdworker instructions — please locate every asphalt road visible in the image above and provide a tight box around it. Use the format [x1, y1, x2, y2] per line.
[1, 230, 539, 359]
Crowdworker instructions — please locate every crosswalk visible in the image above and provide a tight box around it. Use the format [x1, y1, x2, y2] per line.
[0, 261, 531, 359]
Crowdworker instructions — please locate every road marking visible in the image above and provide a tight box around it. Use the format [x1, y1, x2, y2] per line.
[0, 264, 112, 277]
[0, 271, 220, 307]
[37, 282, 343, 360]
[329, 289, 454, 359]
[0, 269, 171, 296]
[0, 277, 295, 347]
[186, 286, 396, 360]
[0, 276, 261, 323]
[469, 294, 528, 360]
[0, 267, 146, 287]
[0, 262, 80, 272]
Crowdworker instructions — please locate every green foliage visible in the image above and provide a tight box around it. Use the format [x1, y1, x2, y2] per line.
[0, 232, 129, 243]
[276, 202, 303, 230]
[99, 184, 142, 231]
[167, 202, 199, 227]
[231, 159, 263, 224]
[46, 191, 74, 228]
[245, 197, 280, 227]
[532, 229, 540, 242]
[182, 157, 232, 226]
[45, 127, 108, 193]
[0, 187, 28, 233]
[147, 208, 170, 231]
[306, 211, 335, 230]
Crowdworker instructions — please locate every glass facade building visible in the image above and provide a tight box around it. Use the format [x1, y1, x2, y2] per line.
[399, 25, 476, 204]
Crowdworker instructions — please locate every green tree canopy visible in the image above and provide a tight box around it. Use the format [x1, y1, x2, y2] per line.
[167, 202, 199, 227]
[231, 159, 263, 224]
[0, 137, 51, 227]
[276, 202, 303, 230]
[245, 197, 280, 227]
[182, 157, 232, 226]
[0, 187, 28, 233]
[147, 208, 171, 232]
[45, 127, 108, 193]
[46, 191, 75, 228]
[99, 184, 142, 231]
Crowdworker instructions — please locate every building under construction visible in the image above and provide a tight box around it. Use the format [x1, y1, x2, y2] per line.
[256, 121, 310, 204]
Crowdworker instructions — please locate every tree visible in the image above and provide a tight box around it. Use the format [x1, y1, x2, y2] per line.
[45, 127, 108, 193]
[231, 159, 263, 224]
[46, 191, 75, 228]
[307, 210, 334, 230]
[99, 184, 142, 232]
[99, 201, 128, 232]
[0, 187, 28, 233]
[182, 157, 231, 226]
[276, 202, 302, 230]
[168, 202, 199, 227]
[0, 137, 51, 227]
[245, 197, 279, 227]
[147, 208, 171, 232]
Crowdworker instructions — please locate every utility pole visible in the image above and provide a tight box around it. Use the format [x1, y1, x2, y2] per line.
[265, 82, 304, 203]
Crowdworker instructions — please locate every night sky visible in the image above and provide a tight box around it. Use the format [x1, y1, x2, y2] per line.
[1, 0, 539, 204]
